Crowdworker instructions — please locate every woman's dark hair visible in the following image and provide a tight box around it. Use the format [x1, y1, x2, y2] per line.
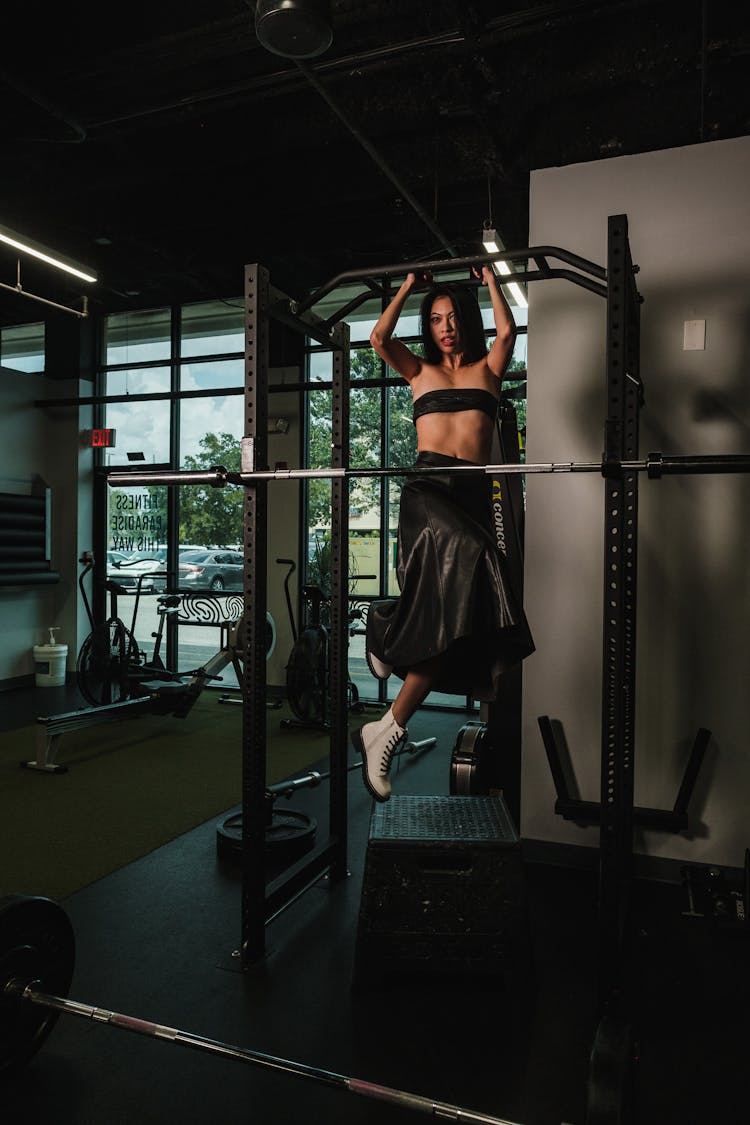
[419, 283, 488, 365]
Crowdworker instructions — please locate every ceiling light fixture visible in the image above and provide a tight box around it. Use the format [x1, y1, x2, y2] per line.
[481, 226, 527, 309]
[0, 222, 97, 283]
[255, 0, 333, 60]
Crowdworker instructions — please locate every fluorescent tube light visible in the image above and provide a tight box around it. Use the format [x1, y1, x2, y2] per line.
[481, 228, 527, 308]
[0, 223, 97, 283]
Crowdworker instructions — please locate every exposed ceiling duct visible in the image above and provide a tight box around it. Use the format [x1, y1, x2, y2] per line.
[0, 1, 746, 323]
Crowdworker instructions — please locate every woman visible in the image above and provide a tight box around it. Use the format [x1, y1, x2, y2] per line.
[351, 266, 535, 802]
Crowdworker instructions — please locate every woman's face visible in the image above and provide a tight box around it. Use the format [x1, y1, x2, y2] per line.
[429, 295, 460, 355]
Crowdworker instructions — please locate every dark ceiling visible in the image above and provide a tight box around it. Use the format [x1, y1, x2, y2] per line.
[0, 0, 747, 327]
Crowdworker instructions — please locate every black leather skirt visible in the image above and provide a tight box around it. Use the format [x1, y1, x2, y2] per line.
[366, 451, 535, 702]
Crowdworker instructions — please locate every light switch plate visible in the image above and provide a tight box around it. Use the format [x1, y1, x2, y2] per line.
[683, 319, 706, 351]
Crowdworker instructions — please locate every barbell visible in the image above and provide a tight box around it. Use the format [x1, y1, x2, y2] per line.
[0, 894, 521, 1124]
[107, 452, 750, 489]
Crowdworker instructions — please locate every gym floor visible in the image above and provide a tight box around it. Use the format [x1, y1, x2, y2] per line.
[2, 685, 747, 1125]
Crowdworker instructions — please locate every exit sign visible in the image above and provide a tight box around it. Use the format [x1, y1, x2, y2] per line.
[91, 428, 117, 448]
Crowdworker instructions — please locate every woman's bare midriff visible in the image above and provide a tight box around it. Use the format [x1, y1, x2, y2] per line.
[415, 410, 494, 464]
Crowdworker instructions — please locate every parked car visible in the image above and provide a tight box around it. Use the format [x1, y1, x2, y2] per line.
[177, 549, 244, 592]
[131, 547, 168, 566]
[106, 550, 156, 593]
[128, 548, 169, 591]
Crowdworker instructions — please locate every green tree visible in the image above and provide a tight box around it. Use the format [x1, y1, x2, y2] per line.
[503, 359, 527, 453]
[179, 432, 244, 546]
[307, 347, 417, 529]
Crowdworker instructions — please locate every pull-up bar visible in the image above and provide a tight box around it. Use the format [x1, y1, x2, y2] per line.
[293, 245, 609, 318]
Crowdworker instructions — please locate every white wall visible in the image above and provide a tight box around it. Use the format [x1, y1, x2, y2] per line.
[522, 136, 750, 868]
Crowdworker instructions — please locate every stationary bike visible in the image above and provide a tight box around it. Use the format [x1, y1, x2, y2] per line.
[277, 558, 373, 730]
[75, 554, 252, 718]
[76, 556, 188, 709]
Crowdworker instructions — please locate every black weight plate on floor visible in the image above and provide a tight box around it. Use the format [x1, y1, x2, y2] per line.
[216, 809, 317, 862]
[0, 894, 75, 1076]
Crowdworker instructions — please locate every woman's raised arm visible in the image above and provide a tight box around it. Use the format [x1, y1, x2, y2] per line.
[482, 265, 517, 380]
[369, 273, 422, 383]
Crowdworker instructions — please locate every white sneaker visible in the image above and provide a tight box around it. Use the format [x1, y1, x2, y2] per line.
[366, 650, 393, 680]
[351, 708, 407, 802]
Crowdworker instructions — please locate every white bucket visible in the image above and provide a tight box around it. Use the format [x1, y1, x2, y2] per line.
[33, 629, 68, 687]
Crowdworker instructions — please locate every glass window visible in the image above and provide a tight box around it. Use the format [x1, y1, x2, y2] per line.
[106, 485, 169, 658]
[178, 396, 244, 556]
[104, 366, 171, 397]
[180, 357, 243, 392]
[307, 386, 332, 592]
[350, 478, 381, 595]
[349, 373, 382, 595]
[386, 383, 416, 596]
[179, 358, 244, 469]
[348, 472, 379, 703]
[98, 300, 248, 695]
[0, 322, 45, 372]
[387, 382, 417, 470]
[302, 286, 381, 345]
[308, 350, 332, 383]
[108, 486, 168, 560]
[180, 299, 244, 358]
[179, 396, 244, 473]
[349, 374, 381, 468]
[104, 308, 171, 365]
[480, 299, 529, 332]
[103, 367, 171, 466]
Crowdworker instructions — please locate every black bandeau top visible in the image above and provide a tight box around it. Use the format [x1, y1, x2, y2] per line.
[412, 387, 499, 424]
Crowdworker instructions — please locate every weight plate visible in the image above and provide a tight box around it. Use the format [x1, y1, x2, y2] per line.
[216, 809, 317, 862]
[0, 895, 75, 1076]
[449, 721, 492, 796]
